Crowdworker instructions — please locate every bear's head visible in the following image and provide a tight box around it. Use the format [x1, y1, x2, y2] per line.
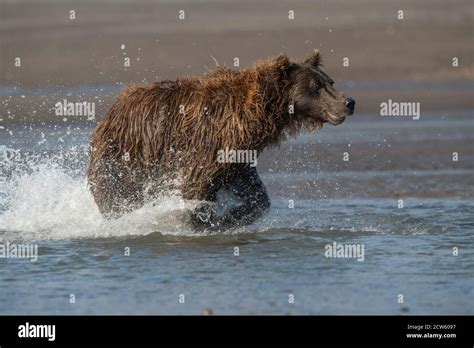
[279, 50, 355, 130]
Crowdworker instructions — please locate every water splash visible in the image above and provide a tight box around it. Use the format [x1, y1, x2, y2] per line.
[0, 146, 210, 242]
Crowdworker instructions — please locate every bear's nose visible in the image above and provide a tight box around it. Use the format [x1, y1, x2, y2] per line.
[345, 98, 355, 114]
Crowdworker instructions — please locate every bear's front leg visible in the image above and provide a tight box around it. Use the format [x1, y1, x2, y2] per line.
[190, 166, 270, 231]
[189, 201, 216, 229]
[216, 167, 270, 228]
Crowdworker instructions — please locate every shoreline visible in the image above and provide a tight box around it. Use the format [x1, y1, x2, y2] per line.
[1, 79, 472, 125]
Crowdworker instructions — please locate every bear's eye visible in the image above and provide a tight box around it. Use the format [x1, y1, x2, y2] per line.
[309, 80, 318, 92]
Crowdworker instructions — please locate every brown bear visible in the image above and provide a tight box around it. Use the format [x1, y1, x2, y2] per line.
[87, 50, 355, 230]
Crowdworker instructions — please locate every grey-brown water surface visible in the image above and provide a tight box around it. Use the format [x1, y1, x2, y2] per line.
[0, 110, 473, 314]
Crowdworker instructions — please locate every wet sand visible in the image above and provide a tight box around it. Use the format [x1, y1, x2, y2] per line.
[1, 0, 473, 126]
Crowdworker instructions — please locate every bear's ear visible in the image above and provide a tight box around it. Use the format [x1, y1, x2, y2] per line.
[304, 49, 321, 67]
[275, 53, 291, 70]
[275, 53, 298, 75]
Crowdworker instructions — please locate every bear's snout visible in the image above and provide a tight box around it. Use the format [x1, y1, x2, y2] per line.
[345, 98, 355, 115]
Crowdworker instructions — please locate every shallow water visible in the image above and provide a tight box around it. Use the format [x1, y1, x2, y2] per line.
[0, 111, 473, 314]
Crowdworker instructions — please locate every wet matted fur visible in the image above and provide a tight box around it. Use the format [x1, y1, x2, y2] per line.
[87, 50, 355, 229]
